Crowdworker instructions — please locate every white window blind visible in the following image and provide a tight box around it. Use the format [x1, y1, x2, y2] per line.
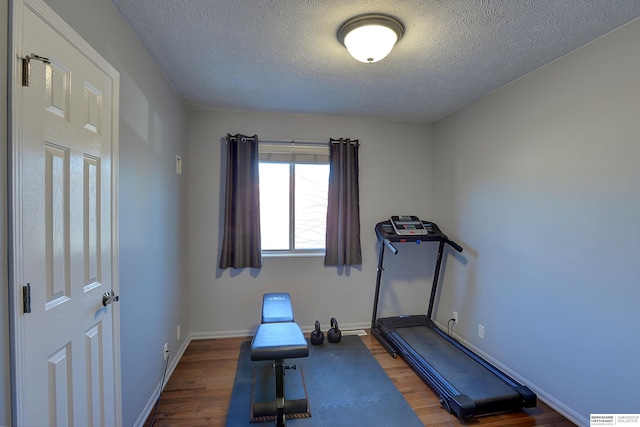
[259, 142, 329, 164]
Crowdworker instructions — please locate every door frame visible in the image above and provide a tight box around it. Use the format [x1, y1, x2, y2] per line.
[8, 0, 122, 424]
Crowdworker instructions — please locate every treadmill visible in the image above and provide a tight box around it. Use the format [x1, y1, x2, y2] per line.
[371, 219, 537, 418]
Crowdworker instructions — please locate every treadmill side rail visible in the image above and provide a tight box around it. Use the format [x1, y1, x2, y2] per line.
[516, 384, 538, 408]
[371, 327, 398, 358]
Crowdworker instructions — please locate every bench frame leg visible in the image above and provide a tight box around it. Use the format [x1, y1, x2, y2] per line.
[274, 359, 286, 427]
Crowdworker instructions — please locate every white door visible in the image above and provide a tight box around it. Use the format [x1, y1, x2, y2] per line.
[11, 1, 121, 426]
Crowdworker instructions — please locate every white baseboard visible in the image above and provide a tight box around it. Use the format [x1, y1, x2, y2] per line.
[188, 321, 372, 340]
[301, 321, 370, 335]
[189, 329, 254, 340]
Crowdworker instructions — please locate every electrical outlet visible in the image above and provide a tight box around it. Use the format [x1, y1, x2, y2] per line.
[177, 325, 181, 341]
[453, 311, 459, 324]
[478, 325, 485, 339]
[163, 342, 169, 360]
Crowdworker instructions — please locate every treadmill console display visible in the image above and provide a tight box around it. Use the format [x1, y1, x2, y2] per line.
[377, 217, 442, 243]
[390, 215, 428, 235]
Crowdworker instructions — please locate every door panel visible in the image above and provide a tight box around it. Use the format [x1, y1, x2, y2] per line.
[12, 1, 120, 426]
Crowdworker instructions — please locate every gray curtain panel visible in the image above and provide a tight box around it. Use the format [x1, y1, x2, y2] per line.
[219, 134, 262, 269]
[325, 138, 362, 266]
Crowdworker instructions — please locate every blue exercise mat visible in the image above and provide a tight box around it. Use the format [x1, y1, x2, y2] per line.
[226, 335, 423, 426]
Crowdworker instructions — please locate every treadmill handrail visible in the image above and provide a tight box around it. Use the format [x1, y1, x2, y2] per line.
[383, 238, 398, 254]
[446, 239, 463, 253]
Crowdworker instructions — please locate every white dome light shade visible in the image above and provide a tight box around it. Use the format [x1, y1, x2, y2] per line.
[338, 14, 404, 64]
[344, 25, 398, 63]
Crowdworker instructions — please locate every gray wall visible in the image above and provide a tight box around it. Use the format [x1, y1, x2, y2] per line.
[3, 0, 191, 426]
[187, 110, 434, 336]
[1, 1, 10, 424]
[432, 18, 640, 425]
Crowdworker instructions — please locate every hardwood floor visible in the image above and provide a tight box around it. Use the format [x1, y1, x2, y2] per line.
[144, 333, 576, 427]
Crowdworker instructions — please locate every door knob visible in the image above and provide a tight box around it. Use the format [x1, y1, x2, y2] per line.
[102, 291, 119, 306]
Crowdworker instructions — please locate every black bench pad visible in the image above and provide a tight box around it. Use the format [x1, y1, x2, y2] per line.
[251, 323, 309, 361]
[262, 293, 294, 323]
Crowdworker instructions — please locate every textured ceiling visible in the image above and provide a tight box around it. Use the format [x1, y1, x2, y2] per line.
[110, 0, 640, 123]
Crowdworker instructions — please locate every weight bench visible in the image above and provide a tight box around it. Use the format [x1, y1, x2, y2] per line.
[251, 293, 309, 427]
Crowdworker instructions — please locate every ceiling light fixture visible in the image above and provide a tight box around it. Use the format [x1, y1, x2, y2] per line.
[337, 14, 405, 64]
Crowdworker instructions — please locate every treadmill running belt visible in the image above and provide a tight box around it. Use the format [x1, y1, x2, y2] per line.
[395, 326, 520, 404]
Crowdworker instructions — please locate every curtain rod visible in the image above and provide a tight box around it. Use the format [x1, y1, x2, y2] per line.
[225, 136, 359, 146]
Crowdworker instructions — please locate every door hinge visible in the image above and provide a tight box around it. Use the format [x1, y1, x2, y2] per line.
[22, 54, 50, 87]
[23, 284, 31, 314]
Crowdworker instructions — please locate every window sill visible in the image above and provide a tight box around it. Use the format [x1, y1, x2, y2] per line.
[262, 251, 325, 259]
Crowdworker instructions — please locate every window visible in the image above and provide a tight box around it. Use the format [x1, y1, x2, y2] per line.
[259, 143, 329, 255]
